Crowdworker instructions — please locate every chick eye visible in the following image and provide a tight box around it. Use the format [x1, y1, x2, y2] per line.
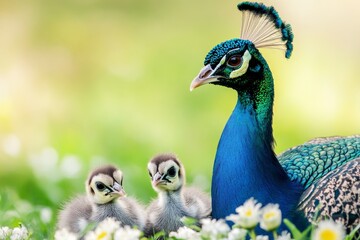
[148, 171, 152, 178]
[167, 167, 176, 178]
[95, 181, 106, 191]
[227, 55, 242, 67]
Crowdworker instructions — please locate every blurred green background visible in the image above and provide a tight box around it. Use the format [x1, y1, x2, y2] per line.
[0, 0, 359, 236]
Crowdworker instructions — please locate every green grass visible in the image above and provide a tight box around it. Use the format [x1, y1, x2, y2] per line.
[0, 189, 55, 239]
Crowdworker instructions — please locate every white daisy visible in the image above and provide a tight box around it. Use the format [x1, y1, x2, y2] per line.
[228, 228, 247, 240]
[255, 235, 269, 240]
[10, 226, 29, 240]
[0, 226, 12, 239]
[259, 203, 282, 231]
[277, 231, 292, 240]
[114, 226, 141, 240]
[84, 231, 98, 240]
[200, 218, 230, 239]
[85, 230, 112, 240]
[313, 220, 345, 240]
[227, 198, 262, 229]
[54, 228, 77, 240]
[169, 226, 201, 240]
[84, 218, 121, 240]
[96, 217, 121, 234]
[226, 213, 241, 225]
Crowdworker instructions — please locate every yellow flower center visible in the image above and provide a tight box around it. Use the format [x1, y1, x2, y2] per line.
[245, 209, 253, 217]
[320, 229, 337, 240]
[264, 211, 276, 220]
[97, 231, 107, 240]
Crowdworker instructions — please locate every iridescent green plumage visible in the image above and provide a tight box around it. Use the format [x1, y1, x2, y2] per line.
[278, 135, 360, 189]
[204, 39, 253, 67]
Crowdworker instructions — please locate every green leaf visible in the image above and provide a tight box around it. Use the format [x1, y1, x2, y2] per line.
[283, 219, 301, 238]
[283, 218, 312, 240]
[181, 216, 198, 226]
[153, 230, 166, 240]
[345, 223, 360, 240]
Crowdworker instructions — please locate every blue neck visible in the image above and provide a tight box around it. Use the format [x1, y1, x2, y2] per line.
[211, 94, 306, 230]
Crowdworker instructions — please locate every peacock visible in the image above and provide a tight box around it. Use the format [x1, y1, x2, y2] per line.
[190, 2, 360, 234]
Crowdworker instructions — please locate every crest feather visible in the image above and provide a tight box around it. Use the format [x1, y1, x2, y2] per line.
[238, 2, 293, 58]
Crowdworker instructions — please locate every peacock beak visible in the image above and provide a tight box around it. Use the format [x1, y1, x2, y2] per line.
[190, 64, 220, 91]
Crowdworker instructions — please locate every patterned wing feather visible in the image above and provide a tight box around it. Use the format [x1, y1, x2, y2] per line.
[278, 135, 360, 189]
[298, 158, 360, 233]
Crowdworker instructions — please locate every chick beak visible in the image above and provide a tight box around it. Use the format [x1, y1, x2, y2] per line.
[152, 172, 164, 186]
[111, 182, 126, 197]
[190, 64, 219, 91]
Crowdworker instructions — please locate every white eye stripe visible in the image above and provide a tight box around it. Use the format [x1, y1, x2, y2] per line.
[213, 48, 242, 71]
[216, 55, 226, 70]
[229, 50, 252, 79]
[226, 48, 241, 56]
[211, 54, 227, 73]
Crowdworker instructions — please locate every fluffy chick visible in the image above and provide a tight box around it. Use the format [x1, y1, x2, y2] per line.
[57, 165, 144, 234]
[144, 153, 211, 236]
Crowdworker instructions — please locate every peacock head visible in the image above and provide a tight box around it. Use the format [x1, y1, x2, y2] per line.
[190, 2, 293, 92]
[191, 38, 265, 91]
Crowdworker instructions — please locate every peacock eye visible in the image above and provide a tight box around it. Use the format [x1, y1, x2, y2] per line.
[167, 167, 176, 178]
[227, 55, 242, 67]
[95, 181, 106, 191]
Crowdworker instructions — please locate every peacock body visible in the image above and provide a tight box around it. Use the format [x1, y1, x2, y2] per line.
[190, 2, 360, 234]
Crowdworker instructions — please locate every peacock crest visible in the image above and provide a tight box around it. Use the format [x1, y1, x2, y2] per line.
[238, 2, 294, 58]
